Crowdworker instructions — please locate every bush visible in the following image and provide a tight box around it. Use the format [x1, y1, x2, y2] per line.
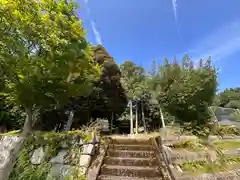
[180, 122, 211, 137]
[170, 139, 205, 150]
[212, 124, 240, 136]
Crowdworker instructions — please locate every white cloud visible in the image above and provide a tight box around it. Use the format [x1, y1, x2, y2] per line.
[84, 0, 102, 45]
[91, 21, 102, 45]
[172, 0, 177, 22]
[188, 20, 240, 62]
[171, 0, 182, 39]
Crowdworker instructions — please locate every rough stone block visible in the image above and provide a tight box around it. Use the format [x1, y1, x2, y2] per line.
[0, 150, 10, 169]
[79, 139, 84, 146]
[60, 141, 68, 149]
[83, 144, 95, 155]
[79, 154, 91, 167]
[175, 165, 183, 173]
[30, 147, 44, 165]
[47, 164, 87, 180]
[47, 164, 70, 180]
[208, 135, 220, 141]
[222, 135, 235, 139]
[50, 150, 68, 164]
[179, 136, 197, 140]
[0, 135, 21, 150]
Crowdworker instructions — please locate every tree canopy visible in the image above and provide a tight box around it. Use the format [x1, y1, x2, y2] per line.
[151, 56, 218, 126]
[0, 0, 101, 132]
[218, 88, 240, 109]
[0, 0, 238, 135]
[0, 0, 103, 178]
[1, 1, 240, 179]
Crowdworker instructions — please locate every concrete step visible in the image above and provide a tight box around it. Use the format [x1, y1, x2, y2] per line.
[100, 165, 161, 177]
[108, 144, 154, 151]
[107, 150, 155, 158]
[97, 175, 162, 180]
[111, 138, 152, 145]
[104, 157, 158, 167]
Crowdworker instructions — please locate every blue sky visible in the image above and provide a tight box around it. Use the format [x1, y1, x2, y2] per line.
[78, 0, 240, 91]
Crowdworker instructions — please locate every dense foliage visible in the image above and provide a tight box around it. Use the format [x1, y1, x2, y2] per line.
[33, 45, 127, 131]
[0, 0, 101, 134]
[218, 88, 240, 109]
[0, 0, 101, 179]
[151, 56, 218, 126]
[1, 1, 240, 179]
[0, 0, 239, 134]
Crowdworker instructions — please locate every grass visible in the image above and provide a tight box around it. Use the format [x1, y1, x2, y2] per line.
[181, 156, 240, 175]
[213, 140, 240, 149]
[169, 139, 206, 151]
[181, 160, 217, 175]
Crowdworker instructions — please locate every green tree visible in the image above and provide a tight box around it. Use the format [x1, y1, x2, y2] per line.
[120, 61, 148, 133]
[0, 0, 100, 179]
[120, 61, 147, 100]
[151, 56, 218, 126]
[35, 45, 127, 132]
[92, 45, 127, 119]
[68, 45, 127, 130]
[219, 88, 240, 109]
[147, 59, 170, 129]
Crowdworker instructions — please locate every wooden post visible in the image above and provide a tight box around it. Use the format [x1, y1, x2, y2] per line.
[130, 100, 133, 135]
[135, 104, 138, 134]
[159, 105, 165, 128]
[110, 112, 113, 134]
[141, 101, 147, 133]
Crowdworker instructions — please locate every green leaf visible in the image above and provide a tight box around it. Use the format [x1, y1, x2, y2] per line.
[17, 74, 24, 80]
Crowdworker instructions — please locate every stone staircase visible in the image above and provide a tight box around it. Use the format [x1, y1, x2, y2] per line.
[97, 138, 164, 180]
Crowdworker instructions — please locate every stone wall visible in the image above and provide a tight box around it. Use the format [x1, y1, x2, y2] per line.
[0, 131, 99, 180]
[179, 169, 240, 180]
[160, 136, 240, 180]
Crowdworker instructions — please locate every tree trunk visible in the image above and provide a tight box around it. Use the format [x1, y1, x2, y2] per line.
[0, 107, 33, 180]
[141, 101, 147, 133]
[130, 101, 133, 135]
[64, 110, 74, 131]
[135, 104, 138, 134]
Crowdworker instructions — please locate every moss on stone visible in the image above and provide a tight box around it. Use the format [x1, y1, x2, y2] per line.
[8, 130, 93, 180]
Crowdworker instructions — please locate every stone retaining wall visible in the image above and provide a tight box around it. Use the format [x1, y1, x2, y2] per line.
[163, 147, 217, 165]
[179, 169, 240, 180]
[159, 136, 240, 180]
[0, 131, 99, 180]
[163, 135, 240, 146]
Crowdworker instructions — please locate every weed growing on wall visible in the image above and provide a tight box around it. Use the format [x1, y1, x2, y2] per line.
[8, 130, 93, 180]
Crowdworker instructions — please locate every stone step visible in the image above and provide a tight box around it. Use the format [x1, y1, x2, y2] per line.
[104, 157, 158, 167]
[107, 150, 155, 158]
[108, 144, 154, 151]
[97, 175, 162, 180]
[111, 138, 152, 145]
[100, 165, 161, 177]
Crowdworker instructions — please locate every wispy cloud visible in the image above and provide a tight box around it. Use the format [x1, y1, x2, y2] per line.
[84, 0, 102, 45]
[172, 0, 178, 22]
[90, 21, 102, 45]
[187, 20, 240, 62]
[171, 0, 182, 39]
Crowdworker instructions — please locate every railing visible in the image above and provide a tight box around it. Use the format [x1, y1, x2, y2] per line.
[151, 136, 176, 180]
[87, 137, 112, 180]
